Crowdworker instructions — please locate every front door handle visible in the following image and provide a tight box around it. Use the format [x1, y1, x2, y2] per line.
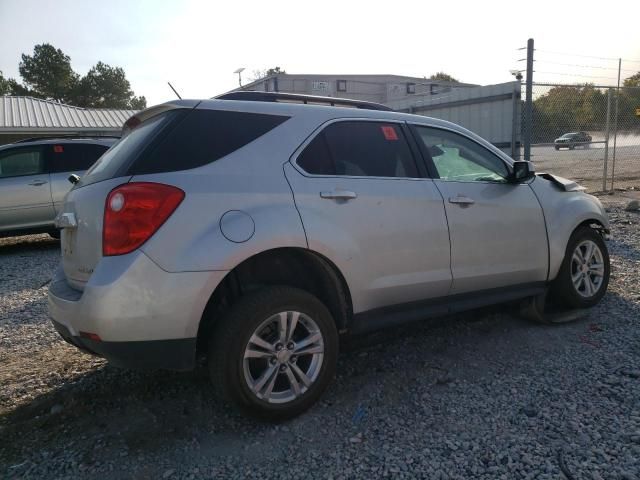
[320, 190, 358, 200]
[448, 195, 475, 206]
[28, 179, 48, 186]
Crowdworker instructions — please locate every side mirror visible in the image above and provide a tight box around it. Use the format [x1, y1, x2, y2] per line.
[510, 161, 535, 183]
[68, 174, 80, 185]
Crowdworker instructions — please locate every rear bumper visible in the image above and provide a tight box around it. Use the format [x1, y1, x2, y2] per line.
[48, 250, 228, 370]
[52, 319, 197, 370]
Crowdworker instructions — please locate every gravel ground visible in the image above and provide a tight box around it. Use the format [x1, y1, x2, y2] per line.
[1, 194, 639, 480]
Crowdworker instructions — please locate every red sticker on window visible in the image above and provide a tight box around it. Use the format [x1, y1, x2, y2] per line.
[381, 125, 398, 141]
[53, 145, 64, 153]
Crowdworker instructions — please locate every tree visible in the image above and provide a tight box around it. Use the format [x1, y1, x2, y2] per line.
[623, 72, 640, 88]
[69, 62, 146, 109]
[251, 66, 286, 81]
[619, 71, 640, 130]
[429, 72, 460, 83]
[8, 43, 146, 109]
[0, 71, 11, 95]
[18, 43, 77, 101]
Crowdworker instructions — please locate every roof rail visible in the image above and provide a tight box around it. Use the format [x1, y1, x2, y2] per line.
[215, 91, 393, 112]
[14, 135, 121, 144]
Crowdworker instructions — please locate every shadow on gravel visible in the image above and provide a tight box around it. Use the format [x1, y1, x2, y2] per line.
[0, 237, 59, 256]
[1, 292, 637, 476]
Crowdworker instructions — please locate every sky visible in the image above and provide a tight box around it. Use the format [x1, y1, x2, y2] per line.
[1, 0, 639, 107]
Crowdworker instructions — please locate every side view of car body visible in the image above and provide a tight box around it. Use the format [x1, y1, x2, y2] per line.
[554, 131, 592, 150]
[0, 137, 116, 238]
[48, 93, 610, 419]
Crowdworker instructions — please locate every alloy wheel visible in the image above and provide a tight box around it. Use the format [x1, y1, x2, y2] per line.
[242, 311, 324, 404]
[570, 239, 605, 298]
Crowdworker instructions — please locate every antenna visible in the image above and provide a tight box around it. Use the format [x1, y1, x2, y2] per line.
[167, 81, 182, 99]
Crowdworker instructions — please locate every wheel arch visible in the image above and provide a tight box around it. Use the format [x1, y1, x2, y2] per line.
[196, 247, 353, 356]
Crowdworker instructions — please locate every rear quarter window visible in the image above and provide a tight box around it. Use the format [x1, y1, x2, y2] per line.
[128, 109, 290, 175]
[76, 111, 178, 187]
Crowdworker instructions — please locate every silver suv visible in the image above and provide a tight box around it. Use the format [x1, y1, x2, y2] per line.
[0, 137, 115, 238]
[48, 92, 610, 419]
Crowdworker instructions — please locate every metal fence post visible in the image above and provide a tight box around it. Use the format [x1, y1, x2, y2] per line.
[511, 81, 520, 159]
[610, 58, 621, 190]
[602, 88, 611, 191]
[523, 38, 534, 161]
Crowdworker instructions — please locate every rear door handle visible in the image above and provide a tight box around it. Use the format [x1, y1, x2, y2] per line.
[28, 179, 48, 186]
[448, 195, 475, 206]
[320, 190, 358, 200]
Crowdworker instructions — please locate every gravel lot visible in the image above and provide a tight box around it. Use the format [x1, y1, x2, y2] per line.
[1, 193, 639, 480]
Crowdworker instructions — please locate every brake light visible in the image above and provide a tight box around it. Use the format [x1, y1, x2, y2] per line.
[103, 182, 184, 256]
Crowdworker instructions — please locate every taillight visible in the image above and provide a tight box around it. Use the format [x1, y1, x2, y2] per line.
[103, 182, 184, 256]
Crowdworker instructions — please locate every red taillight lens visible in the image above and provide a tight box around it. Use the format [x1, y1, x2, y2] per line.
[103, 182, 184, 256]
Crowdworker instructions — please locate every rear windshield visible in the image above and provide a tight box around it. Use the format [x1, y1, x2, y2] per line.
[76, 111, 178, 187]
[127, 109, 290, 175]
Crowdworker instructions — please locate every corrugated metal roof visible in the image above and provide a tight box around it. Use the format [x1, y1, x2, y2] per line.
[0, 96, 137, 131]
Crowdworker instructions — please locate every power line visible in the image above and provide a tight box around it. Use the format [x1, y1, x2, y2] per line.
[535, 49, 640, 65]
[534, 71, 619, 81]
[536, 49, 620, 62]
[535, 60, 638, 73]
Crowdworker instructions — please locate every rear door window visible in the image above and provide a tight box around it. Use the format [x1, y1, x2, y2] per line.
[48, 144, 110, 173]
[0, 147, 44, 178]
[296, 121, 419, 178]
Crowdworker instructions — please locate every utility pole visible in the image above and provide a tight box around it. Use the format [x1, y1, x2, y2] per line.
[523, 38, 534, 162]
[610, 58, 621, 190]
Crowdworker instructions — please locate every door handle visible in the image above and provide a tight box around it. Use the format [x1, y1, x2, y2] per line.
[448, 195, 475, 206]
[28, 179, 48, 186]
[320, 190, 357, 200]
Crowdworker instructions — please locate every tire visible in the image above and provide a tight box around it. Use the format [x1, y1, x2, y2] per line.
[208, 286, 338, 420]
[555, 146, 560, 151]
[550, 226, 610, 309]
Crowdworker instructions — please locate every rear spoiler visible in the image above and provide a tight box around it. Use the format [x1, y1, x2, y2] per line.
[122, 100, 201, 135]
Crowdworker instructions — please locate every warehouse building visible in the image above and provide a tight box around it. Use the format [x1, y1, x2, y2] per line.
[0, 96, 135, 146]
[239, 73, 476, 105]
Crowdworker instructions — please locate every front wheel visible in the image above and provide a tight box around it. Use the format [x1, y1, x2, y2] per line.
[209, 286, 338, 420]
[551, 227, 610, 309]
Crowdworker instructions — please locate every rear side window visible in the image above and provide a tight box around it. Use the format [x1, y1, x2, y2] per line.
[0, 147, 44, 178]
[48, 144, 110, 173]
[77, 111, 177, 187]
[297, 121, 418, 178]
[128, 109, 290, 175]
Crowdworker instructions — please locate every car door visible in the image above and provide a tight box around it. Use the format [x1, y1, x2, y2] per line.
[47, 143, 110, 214]
[0, 145, 55, 232]
[284, 119, 452, 314]
[411, 124, 548, 294]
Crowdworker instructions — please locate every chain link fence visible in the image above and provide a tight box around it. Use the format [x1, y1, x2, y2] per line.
[523, 83, 640, 192]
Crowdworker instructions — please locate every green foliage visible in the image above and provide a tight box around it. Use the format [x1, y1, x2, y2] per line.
[9, 43, 146, 109]
[18, 44, 77, 101]
[266, 66, 286, 76]
[68, 62, 146, 109]
[251, 67, 286, 81]
[429, 72, 460, 83]
[0, 71, 11, 95]
[531, 76, 640, 142]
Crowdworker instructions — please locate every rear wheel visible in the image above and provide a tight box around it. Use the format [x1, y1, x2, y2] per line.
[208, 286, 338, 420]
[551, 226, 609, 309]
